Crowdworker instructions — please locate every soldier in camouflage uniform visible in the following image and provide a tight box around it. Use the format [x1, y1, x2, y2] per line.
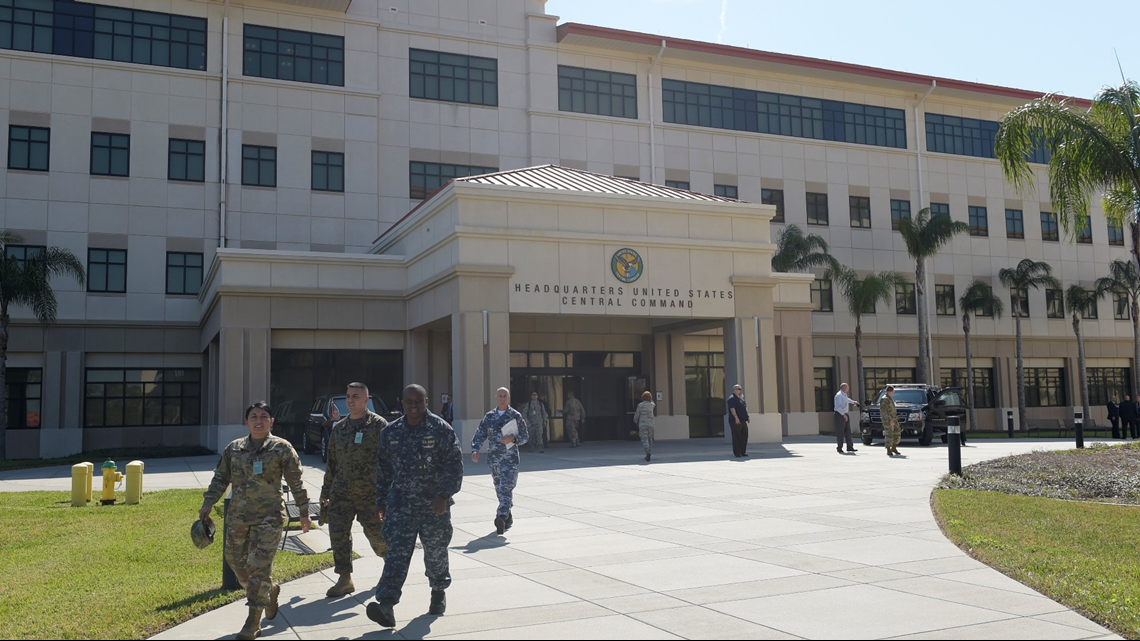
[366, 384, 464, 630]
[633, 391, 656, 462]
[472, 387, 529, 535]
[320, 382, 389, 598]
[563, 390, 584, 447]
[520, 391, 548, 453]
[200, 401, 311, 641]
[880, 385, 902, 456]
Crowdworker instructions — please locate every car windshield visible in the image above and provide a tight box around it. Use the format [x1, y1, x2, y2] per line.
[876, 389, 926, 405]
[331, 398, 376, 415]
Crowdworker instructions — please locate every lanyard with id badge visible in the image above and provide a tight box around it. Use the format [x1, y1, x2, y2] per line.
[354, 431, 363, 444]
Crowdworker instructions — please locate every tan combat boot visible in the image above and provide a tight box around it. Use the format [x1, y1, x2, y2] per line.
[264, 583, 280, 620]
[235, 607, 262, 640]
[326, 572, 355, 598]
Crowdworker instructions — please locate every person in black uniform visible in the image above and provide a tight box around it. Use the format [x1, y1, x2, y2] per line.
[1120, 395, 1136, 440]
[1107, 396, 1121, 439]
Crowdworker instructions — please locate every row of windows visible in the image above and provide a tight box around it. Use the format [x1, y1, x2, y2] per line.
[813, 366, 1068, 412]
[6, 245, 203, 294]
[925, 113, 1049, 163]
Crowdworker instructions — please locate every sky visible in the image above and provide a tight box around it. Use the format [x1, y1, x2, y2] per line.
[546, 0, 1140, 100]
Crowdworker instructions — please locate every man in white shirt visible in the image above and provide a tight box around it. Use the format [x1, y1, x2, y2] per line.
[833, 383, 859, 454]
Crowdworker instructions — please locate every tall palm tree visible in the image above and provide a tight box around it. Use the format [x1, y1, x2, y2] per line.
[897, 207, 970, 384]
[771, 224, 839, 273]
[995, 81, 1140, 269]
[0, 232, 85, 460]
[997, 259, 1061, 433]
[829, 264, 906, 404]
[1095, 259, 1140, 399]
[1066, 285, 1102, 428]
[959, 280, 1004, 434]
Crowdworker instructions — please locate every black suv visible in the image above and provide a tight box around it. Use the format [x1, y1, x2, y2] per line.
[860, 384, 967, 446]
[304, 395, 396, 461]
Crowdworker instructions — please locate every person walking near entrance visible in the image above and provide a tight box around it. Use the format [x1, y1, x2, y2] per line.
[321, 383, 388, 599]
[634, 391, 656, 462]
[521, 391, 548, 453]
[472, 387, 528, 535]
[199, 402, 311, 641]
[1122, 395, 1137, 440]
[880, 385, 901, 456]
[564, 391, 585, 447]
[1108, 395, 1121, 439]
[834, 383, 859, 454]
[366, 384, 463, 629]
[727, 384, 749, 458]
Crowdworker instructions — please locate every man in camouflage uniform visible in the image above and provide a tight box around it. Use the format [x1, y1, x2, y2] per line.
[366, 384, 464, 630]
[320, 382, 389, 598]
[472, 387, 529, 535]
[520, 391, 548, 453]
[880, 385, 902, 456]
[563, 390, 584, 447]
[200, 401, 311, 641]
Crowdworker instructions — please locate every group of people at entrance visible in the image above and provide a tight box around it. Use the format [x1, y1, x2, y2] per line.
[1106, 395, 1140, 439]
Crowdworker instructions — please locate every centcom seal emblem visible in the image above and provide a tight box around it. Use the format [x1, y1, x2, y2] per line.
[611, 248, 644, 283]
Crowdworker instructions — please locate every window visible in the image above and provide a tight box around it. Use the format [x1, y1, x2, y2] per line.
[935, 284, 956, 316]
[926, 113, 1049, 163]
[813, 367, 834, 412]
[968, 206, 988, 237]
[665, 180, 690, 190]
[714, 184, 738, 199]
[975, 297, 995, 317]
[896, 282, 916, 315]
[762, 188, 785, 222]
[243, 25, 344, 87]
[0, 0, 206, 70]
[8, 125, 49, 171]
[890, 199, 910, 230]
[6, 368, 42, 429]
[940, 367, 995, 409]
[311, 151, 344, 192]
[661, 79, 907, 149]
[1076, 216, 1092, 244]
[1026, 367, 1066, 407]
[930, 202, 950, 218]
[863, 368, 916, 402]
[849, 195, 871, 228]
[1114, 292, 1130, 320]
[1088, 368, 1132, 406]
[241, 145, 276, 187]
[166, 252, 203, 295]
[410, 48, 497, 107]
[87, 248, 126, 293]
[1046, 288, 1064, 319]
[167, 139, 204, 182]
[1005, 209, 1024, 239]
[1040, 212, 1059, 242]
[90, 132, 129, 177]
[685, 352, 725, 438]
[6, 244, 45, 270]
[1082, 290, 1098, 319]
[557, 65, 637, 119]
[410, 161, 498, 200]
[807, 192, 829, 225]
[811, 278, 833, 312]
[1109, 222, 1125, 246]
[1010, 286, 1030, 317]
[84, 368, 201, 427]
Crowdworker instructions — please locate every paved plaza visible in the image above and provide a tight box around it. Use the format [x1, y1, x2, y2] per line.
[2, 437, 1121, 639]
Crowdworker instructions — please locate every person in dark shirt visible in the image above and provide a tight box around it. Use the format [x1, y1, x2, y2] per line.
[1120, 395, 1136, 440]
[1108, 396, 1121, 439]
[726, 384, 749, 458]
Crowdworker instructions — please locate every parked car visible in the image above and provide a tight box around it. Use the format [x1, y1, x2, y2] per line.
[270, 399, 309, 449]
[305, 394, 396, 462]
[860, 384, 966, 446]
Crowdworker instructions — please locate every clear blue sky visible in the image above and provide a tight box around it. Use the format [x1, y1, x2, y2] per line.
[546, 0, 1140, 100]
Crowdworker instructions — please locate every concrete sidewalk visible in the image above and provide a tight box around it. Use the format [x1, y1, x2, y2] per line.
[133, 437, 1119, 640]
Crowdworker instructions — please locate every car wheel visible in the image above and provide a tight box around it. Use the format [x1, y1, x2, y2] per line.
[919, 422, 934, 446]
[940, 434, 948, 444]
[861, 430, 874, 446]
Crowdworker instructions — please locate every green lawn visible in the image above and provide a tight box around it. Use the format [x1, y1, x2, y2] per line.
[0, 446, 213, 472]
[0, 489, 332, 640]
[933, 490, 1140, 639]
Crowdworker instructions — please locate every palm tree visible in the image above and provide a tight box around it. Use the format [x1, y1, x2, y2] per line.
[1095, 259, 1140, 399]
[829, 264, 906, 404]
[959, 280, 1004, 434]
[0, 232, 85, 460]
[772, 224, 839, 273]
[897, 207, 970, 384]
[997, 259, 1061, 433]
[995, 81, 1140, 268]
[1066, 285, 1102, 429]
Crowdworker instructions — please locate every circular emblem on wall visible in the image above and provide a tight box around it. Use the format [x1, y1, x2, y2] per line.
[611, 248, 644, 283]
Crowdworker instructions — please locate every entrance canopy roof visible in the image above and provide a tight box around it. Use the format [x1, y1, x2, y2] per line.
[455, 165, 739, 202]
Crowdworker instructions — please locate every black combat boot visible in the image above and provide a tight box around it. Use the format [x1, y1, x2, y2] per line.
[428, 590, 447, 615]
[367, 598, 397, 628]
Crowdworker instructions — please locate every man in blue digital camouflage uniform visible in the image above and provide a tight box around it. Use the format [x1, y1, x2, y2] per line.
[472, 387, 528, 535]
[366, 384, 464, 630]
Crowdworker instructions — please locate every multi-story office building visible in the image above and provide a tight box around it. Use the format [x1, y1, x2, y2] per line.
[1, 0, 1129, 458]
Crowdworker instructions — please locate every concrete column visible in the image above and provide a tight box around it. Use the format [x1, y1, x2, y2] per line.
[38, 351, 83, 458]
[430, 330, 451, 409]
[214, 328, 270, 449]
[651, 332, 689, 439]
[723, 317, 781, 444]
[669, 332, 686, 417]
[404, 329, 430, 393]
[451, 311, 509, 444]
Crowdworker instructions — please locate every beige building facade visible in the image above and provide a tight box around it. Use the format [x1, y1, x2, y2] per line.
[0, 0, 1130, 457]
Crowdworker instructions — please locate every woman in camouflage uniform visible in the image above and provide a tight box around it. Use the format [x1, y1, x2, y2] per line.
[880, 385, 902, 457]
[199, 401, 311, 640]
[633, 391, 656, 462]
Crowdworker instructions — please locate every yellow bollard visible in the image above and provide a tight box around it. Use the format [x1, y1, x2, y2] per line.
[83, 462, 94, 503]
[70, 464, 89, 507]
[125, 460, 144, 505]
